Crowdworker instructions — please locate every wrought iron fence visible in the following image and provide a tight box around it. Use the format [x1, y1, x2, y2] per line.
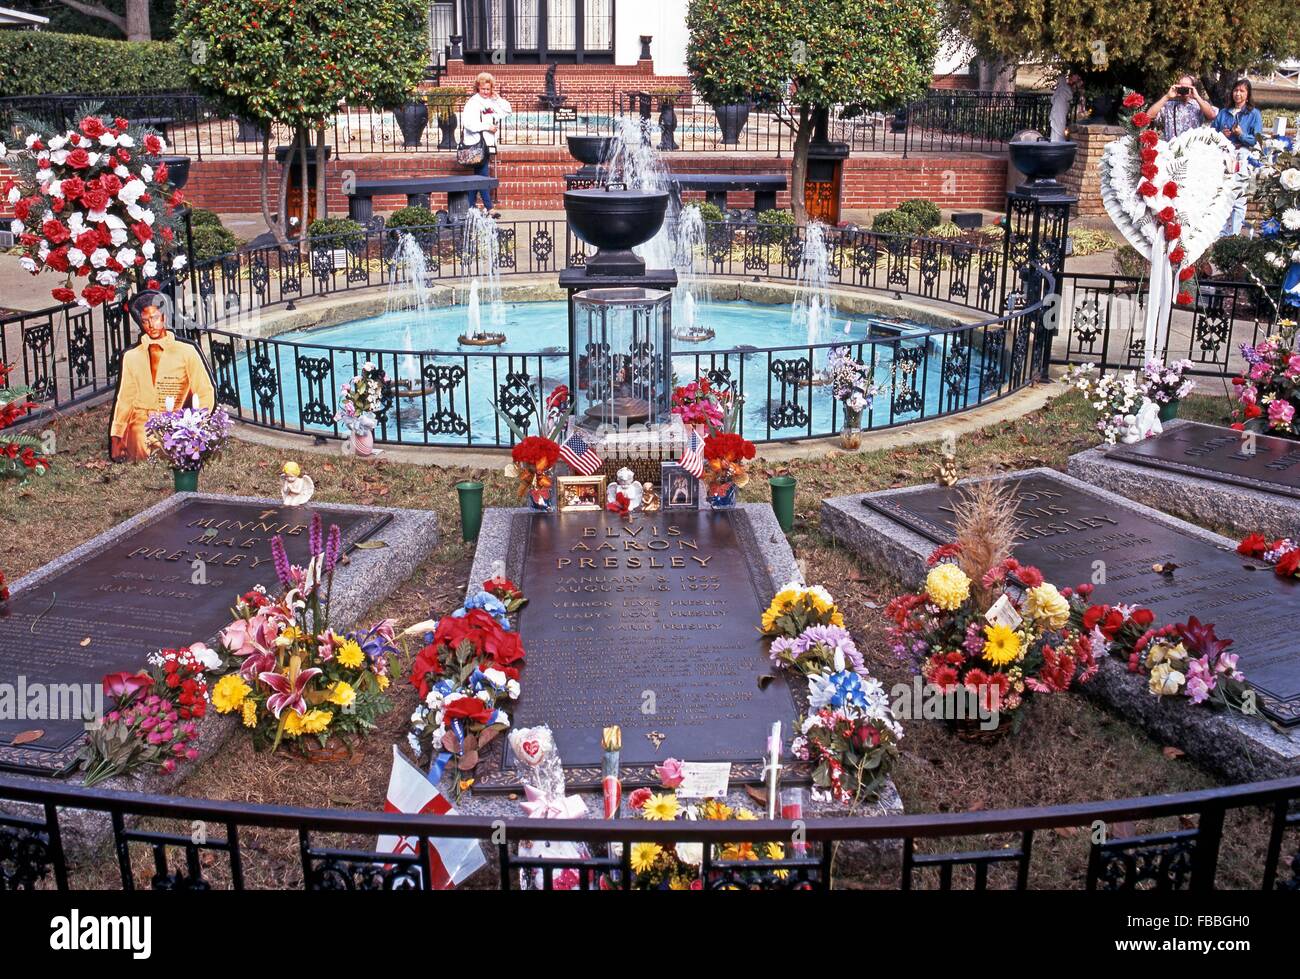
[0, 89, 1052, 159]
[3, 219, 1050, 447]
[1, 772, 1297, 890]
[1054, 273, 1285, 378]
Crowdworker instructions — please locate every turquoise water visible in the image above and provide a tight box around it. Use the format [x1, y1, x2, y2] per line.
[234, 299, 991, 444]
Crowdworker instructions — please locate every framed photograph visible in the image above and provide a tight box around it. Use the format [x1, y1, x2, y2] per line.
[557, 474, 607, 512]
[661, 462, 699, 510]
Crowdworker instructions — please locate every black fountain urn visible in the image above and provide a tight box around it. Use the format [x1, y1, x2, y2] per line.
[563, 187, 670, 277]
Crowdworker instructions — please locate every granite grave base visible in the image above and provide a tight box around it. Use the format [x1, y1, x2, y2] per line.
[443, 503, 903, 884]
[1068, 421, 1300, 540]
[821, 469, 1300, 785]
[0, 492, 440, 859]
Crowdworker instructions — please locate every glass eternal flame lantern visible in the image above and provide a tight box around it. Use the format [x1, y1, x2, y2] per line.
[571, 287, 672, 430]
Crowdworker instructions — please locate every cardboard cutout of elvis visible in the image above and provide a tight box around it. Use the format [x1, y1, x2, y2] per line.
[108, 290, 216, 463]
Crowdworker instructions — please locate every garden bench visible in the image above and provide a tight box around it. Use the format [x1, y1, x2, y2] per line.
[346, 176, 499, 224]
[668, 172, 786, 213]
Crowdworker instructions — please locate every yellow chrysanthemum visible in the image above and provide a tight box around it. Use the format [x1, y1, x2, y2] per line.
[276, 625, 306, 648]
[211, 674, 251, 713]
[630, 843, 663, 874]
[376, 674, 390, 691]
[982, 623, 1022, 666]
[241, 699, 258, 728]
[733, 809, 758, 821]
[925, 564, 971, 611]
[641, 793, 680, 821]
[761, 586, 803, 631]
[283, 708, 333, 738]
[328, 681, 356, 708]
[1024, 583, 1070, 631]
[336, 640, 365, 669]
[700, 799, 733, 821]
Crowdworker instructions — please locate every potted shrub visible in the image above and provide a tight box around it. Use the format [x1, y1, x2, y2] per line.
[427, 89, 461, 149]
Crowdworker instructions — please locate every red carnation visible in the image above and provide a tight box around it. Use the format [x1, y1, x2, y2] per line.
[1132, 111, 1151, 127]
[1238, 533, 1269, 558]
[1158, 206, 1176, 223]
[155, 162, 169, 184]
[1169, 245, 1186, 263]
[1140, 147, 1158, 164]
[1137, 182, 1157, 198]
[45, 247, 70, 272]
[79, 116, 106, 139]
[1277, 550, 1300, 578]
[51, 287, 76, 303]
[1164, 222, 1181, 240]
[1178, 267, 1195, 281]
[1175, 290, 1193, 305]
[66, 147, 90, 170]
[1139, 130, 1159, 147]
[98, 173, 122, 196]
[74, 230, 100, 255]
[81, 187, 109, 212]
[143, 134, 163, 155]
[41, 219, 70, 244]
[13, 198, 31, 221]
[131, 221, 153, 242]
[113, 116, 129, 131]
[1140, 163, 1159, 179]
[60, 176, 85, 200]
[1162, 181, 1178, 198]
[1122, 92, 1145, 109]
[1245, 402, 1263, 419]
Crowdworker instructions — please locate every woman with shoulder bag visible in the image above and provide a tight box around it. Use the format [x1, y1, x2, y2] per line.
[459, 71, 511, 216]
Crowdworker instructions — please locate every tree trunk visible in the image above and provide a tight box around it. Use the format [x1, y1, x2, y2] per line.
[124, 0, 152, 41]
[978, 55, 1016, 94]
[276, 132, 296, 247]
[315, 121, 328, 224]
[258, 132, 286, 249]
[298, 127, 309, 241]
[790, 104, 812, 227]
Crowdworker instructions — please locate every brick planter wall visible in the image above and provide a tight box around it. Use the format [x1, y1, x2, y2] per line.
[1062, 123, 1125, 218]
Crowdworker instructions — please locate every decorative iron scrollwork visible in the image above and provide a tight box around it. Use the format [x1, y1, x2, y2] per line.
[296, 355, 335, 427]
[421, 363, 469, 437]
[768, 357, 810, 430]
[497, 371, 537, 434]
[891, 343, 925, 415]
[209, 338, 239, 408]
[306, 857, 422, 890]
[249, 341, 280, 415]
[1092, 835, 1196, 891]
[531, 227, 554, 267]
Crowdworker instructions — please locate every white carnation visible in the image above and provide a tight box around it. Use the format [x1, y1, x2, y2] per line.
[116, 247, 137, 266]
[1283, 208, 1300, 232]
[140, 165, 153, 182]
[9, 219, 23, 236]
[142, 240, 156, 257]
[97, 132, 119, 148]
[172, 254, 187, 270]
[47, 135, 66, 152]
[117, 134, 135, 148]
[48, 149, 68, 166]
[95, 269, 118, 285]
[66, 247, 87, 268]
[114, 165, 129, 179]
[19, 256, 36, 272]
[1281, 169, 1300, 192]
[110, 228, 127, 246]
[118, 178, 146, 206]
[143, 260, 157, 276]
[7, 185, 20, 205]
[89, 247, 109, 269]
[36, 168, 52, 183]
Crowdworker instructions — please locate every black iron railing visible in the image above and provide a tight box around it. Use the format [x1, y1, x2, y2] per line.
[0, 90, 1052, 159]
[1, 772, 1297, 890]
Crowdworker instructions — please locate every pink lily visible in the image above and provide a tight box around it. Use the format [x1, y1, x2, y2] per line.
[258, 665, 321, 718]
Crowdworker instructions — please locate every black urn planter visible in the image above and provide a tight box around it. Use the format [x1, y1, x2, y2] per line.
[435, 109, 458, 149]
[159, 155, 191, 190]
[236, 116, 265, 142]
[658, 100, 678, 151]
[1008, 139, 1078, 196]
[712, 102, 753, 146]
[564, 188, 669, 276]
[394, 101, 429, 149]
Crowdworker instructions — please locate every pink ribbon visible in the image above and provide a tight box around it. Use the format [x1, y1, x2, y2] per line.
[520, 784, 588, 820]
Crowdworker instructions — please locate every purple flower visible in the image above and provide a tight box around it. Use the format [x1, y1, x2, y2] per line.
[309, 513, 323, 558]
[324, 524, 342, 572]
[270, 535, 292, 589]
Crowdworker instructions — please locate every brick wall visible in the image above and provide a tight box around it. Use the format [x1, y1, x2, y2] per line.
[1062, 123, 1124, 218]
[434, 59, 691, 104]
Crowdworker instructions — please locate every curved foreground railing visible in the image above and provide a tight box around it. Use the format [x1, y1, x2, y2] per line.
[1, 772, 1297, 890]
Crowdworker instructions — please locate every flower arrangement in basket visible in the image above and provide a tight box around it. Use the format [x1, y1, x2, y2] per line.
[79, 643, 221, 786]
[405, 576, 527, 796]
[701, 431, 755, 508]
[210, 514, 396, 754]
[1231, 321, 1299, 436]
[620, 762, 793, 890]
[884, 482, 1098, 741]
[670, 375, 739, 432]
[510, 435, 560, 511]
[760, 583, 900, 804]
[0, 362, 49, 480]
[2, 109, 187, 307]
[143, 405, 230, 472]
[1077, 602, 1250, 710]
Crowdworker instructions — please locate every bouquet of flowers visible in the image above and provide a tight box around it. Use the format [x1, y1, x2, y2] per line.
[511, 434, 560, 510]
[1253, 147, 1299, 306]
[885, 484, 1098, 739]
[1078, 601, 1250, 710]
[336, 362, 387, 425]
[0, 363, 48, 480]
[406, 583, 527, 793]
[621, 762, 791, 890]
[1140, 358, 1195, 406]
[1065, 363, 1147, 444]
[1238, 532, 1300, 579]
[79, 643, 220, 786]
[824, 346, 880, 422]
[143, 405, 230, 471]
[493, 382, 571, 442]
[670, 375, 736, 432]
[702, 431, 755, 505]
[1230, 322, 1299, 435]
[210, 514, 396, 753]
[762, 583, 900, 804]
[2, 109, 186, 307]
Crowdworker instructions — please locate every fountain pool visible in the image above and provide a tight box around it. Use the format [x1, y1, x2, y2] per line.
[230, 298, 996, 446]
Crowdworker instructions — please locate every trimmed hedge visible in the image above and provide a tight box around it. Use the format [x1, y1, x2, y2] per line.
[0, 31, 189, 98]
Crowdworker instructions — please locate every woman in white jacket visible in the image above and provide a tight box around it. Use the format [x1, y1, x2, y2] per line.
[460, 72, 512, 214]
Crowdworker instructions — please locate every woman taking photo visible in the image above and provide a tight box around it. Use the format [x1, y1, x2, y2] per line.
[460, 71, 511, 216]
[1214, 78, 1263, 237]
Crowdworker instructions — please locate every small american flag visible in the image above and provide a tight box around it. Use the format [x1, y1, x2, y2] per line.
[679, 428, 705, 478]
[559, 431, 603, 475]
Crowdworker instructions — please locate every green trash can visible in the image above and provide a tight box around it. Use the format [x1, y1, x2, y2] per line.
[769, 476, 796, 534]
[456, 480, 485, 542]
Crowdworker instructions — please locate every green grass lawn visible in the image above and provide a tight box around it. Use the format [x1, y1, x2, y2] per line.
[3, 387, 1282, 889]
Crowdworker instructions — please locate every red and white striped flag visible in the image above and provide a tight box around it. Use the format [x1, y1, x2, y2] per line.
[679, 427, 705, 478]
[559, 430, 603, 476]
[378, 746, 486, 889]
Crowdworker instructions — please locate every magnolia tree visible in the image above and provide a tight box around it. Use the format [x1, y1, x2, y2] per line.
[687, 0, 939, 225]
[944, 0, 1300, 130]
[174, 0, 427, 244]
